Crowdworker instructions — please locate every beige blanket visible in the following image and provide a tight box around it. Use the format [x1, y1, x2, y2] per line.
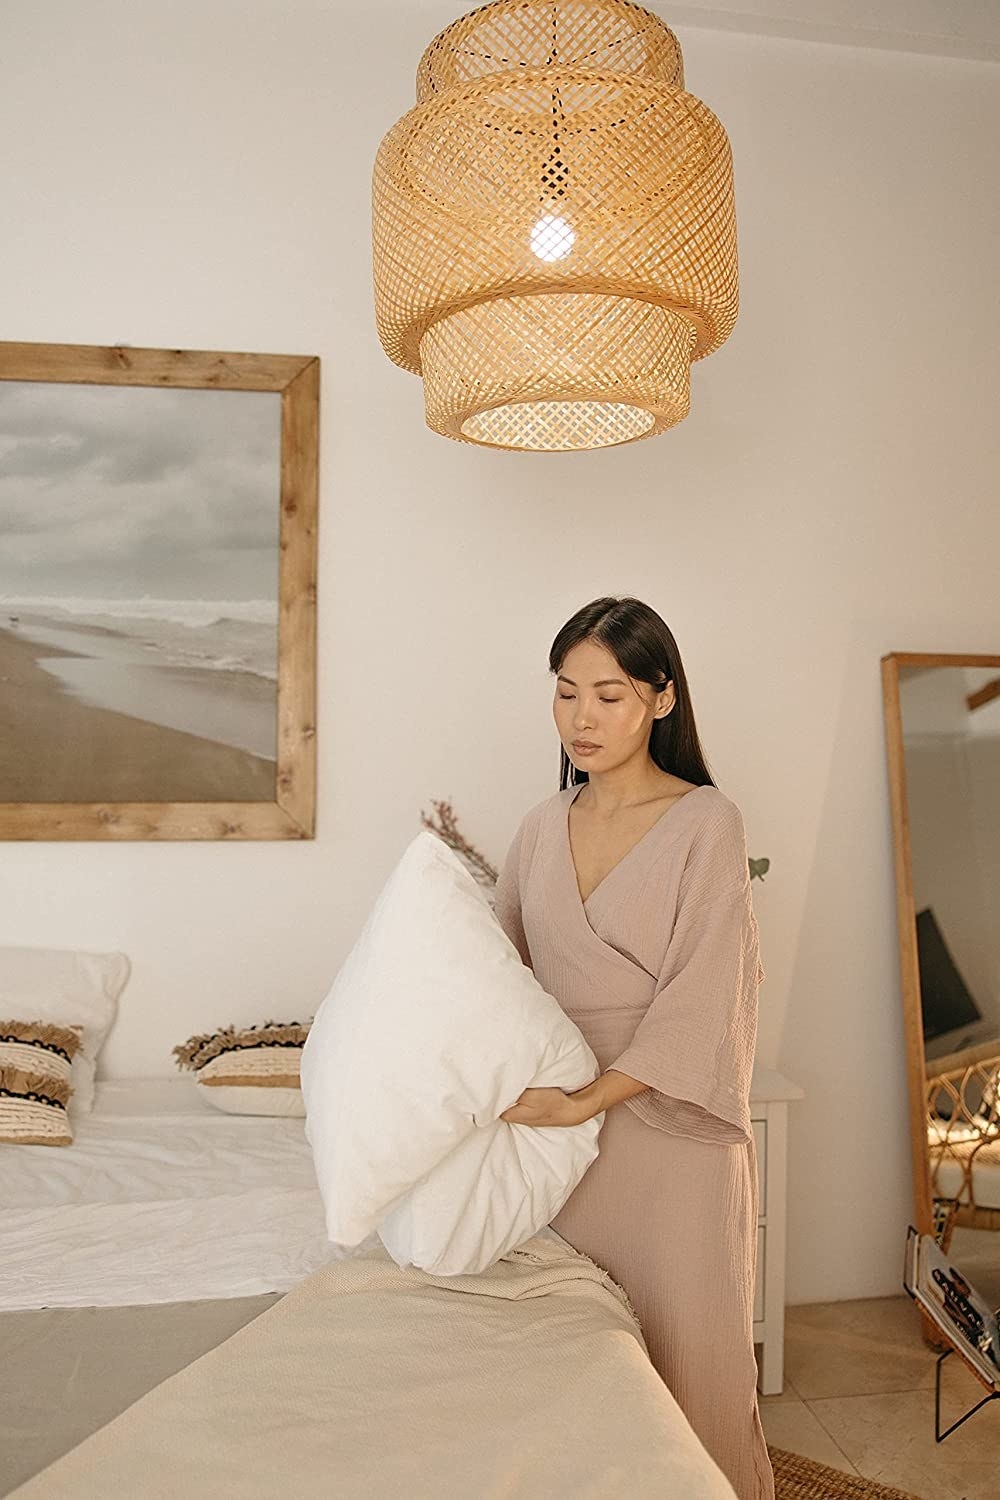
[10, 1235, 737, 1499]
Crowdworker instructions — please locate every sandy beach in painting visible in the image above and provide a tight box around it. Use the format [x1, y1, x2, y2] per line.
[0, 625, 277, 804]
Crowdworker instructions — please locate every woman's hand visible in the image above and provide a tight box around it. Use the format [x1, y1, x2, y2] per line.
[499, 1086, 591, 1128]
[497, 1070, 646, 1127]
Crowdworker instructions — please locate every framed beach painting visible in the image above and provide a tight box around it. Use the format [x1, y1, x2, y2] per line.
[0, 341, 318, 840]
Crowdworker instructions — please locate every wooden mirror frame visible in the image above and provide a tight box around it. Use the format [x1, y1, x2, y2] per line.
[881, 651, 1000, 1246]
[0, 341, 318, 841]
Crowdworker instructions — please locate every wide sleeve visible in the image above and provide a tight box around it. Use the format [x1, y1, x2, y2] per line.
[491, 816, 533, 970]
[608, 803, 765, 1146]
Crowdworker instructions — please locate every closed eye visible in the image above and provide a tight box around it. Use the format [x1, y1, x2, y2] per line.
[558, 693, 621, 703]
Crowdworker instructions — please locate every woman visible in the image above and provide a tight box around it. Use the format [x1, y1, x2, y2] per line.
[492, 596, 774, 1500]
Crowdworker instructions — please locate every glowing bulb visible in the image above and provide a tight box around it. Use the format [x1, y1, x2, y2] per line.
[530, 214, 575, 262]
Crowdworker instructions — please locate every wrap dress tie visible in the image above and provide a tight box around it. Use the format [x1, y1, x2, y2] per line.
[492, 781, 775, 1500]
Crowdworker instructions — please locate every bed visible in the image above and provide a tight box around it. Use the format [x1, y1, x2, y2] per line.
[1, 1078, 740, 1499]
[5, 1233, 738, 1500]
[1, 1077, 332, 1311]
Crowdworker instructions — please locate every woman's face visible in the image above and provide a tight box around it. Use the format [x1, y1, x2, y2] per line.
[553, 638, 674, 773]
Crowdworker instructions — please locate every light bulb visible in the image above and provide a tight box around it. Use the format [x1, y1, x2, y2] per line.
[530, 214, 575, 262]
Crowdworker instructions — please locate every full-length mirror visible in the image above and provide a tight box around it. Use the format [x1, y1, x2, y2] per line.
[882, 652, 1000, 1314]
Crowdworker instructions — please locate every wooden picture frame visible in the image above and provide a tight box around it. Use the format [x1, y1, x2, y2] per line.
[0, 341, 318, 840]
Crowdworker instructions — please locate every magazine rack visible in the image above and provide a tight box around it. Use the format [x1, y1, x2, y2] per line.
[931, 1348, 1000, 1441]
[903, 1224, 1000, 1441]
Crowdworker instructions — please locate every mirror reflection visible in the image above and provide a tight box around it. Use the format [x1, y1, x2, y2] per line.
[898, 662, 1000, 1306]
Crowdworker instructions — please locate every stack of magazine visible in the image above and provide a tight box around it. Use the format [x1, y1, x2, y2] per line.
[904, 1225, 1000, 1390]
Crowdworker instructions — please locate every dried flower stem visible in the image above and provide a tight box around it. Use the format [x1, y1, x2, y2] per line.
[420, 797, 499, 886]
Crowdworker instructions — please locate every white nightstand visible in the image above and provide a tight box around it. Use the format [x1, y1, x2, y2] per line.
[750, 1065, 804, 1395]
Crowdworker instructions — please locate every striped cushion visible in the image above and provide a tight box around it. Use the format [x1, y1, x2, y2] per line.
[173, 1022, 309, 1117]
[0, 1020, 82, 1145]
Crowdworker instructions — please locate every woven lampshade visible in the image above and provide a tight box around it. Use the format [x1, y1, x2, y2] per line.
[372, 0, 738, 451]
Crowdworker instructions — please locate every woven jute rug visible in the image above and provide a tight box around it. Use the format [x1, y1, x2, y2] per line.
[768, 1445, 923, 1499]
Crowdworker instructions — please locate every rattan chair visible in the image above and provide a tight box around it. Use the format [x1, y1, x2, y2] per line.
[925, 1041, 1000, 1250]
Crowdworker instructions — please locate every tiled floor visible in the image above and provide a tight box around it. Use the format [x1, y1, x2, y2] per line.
[757, 1242, 1000, 1500]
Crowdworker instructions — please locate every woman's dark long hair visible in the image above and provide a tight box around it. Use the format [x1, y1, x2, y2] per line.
[549, 596, 717, 792]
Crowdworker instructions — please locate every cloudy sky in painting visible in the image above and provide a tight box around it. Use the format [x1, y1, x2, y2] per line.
[0, 381, 281, 599]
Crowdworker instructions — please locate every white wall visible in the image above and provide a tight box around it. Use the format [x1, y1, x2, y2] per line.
[1, 0, 998, 1304]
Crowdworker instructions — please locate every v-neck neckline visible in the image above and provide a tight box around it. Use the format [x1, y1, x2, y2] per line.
[565, 781, 707, 909]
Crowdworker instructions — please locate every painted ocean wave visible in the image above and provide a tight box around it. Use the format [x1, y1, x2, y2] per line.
[0, 595, 279, 682]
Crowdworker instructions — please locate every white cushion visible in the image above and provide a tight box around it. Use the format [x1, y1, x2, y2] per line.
[0, 946, 131, 1114]
[193, 1041, 306, 1116]
[196, 1082, 306, 1117]
[301, 831, 603, 1276]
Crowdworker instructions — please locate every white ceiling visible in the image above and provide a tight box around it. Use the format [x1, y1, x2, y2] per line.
[394, 1, 1000, 64]
[660, 0, 1000, 63]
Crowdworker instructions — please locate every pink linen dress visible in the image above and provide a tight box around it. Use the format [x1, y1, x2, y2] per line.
[492, 781, 775, 1500]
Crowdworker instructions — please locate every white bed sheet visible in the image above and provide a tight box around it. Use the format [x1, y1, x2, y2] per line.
[1, 1078, 333, 1311]
[1, 1078, 573, 1312]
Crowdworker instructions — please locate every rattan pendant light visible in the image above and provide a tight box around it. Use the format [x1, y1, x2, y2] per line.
[372, 0, 738, 452]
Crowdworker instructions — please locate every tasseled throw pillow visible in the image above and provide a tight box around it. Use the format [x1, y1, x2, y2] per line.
[0, 1020, 83, 1145]
[0, 946, 131, 1114]
[172, 1021, 310, 1116]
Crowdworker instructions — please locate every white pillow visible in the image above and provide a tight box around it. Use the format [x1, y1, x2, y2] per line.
[195, 1082, 306, 1117]
[192, 1039, 307, 1117]
[301, 831, 604, 1277]
[0, 945, 131, 1114]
